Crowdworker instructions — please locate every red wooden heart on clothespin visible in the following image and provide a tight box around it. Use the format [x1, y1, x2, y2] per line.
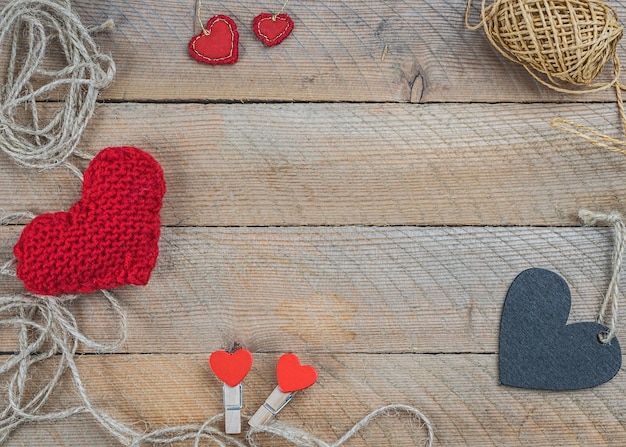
[209, 349, 253, 387]
[253, 13, 294, 47]
[189, 15, 239, 64]
[14, 146, 166, 296]
[276, 353, 317, 392]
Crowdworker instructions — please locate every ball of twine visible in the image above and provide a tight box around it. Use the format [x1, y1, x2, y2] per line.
[466, 0, 626, 155]
[466, 0, 623, 92]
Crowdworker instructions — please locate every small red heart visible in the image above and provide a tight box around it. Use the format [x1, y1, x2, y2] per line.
[14, 146, 165, 296]
[209, 349, 253, 387]
[276, 353, 317, 393]
[189, 15, 239, 65]
[253, 13, 294, 47]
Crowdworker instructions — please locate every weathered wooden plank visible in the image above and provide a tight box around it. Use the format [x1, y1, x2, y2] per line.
[2, 0, 622, 102]
[0, 102, 625, 227]
[0, 225, 620, 354]
[3, 353, 625, 446]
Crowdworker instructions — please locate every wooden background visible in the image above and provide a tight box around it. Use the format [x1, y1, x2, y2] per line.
[2, 0, 626, 445]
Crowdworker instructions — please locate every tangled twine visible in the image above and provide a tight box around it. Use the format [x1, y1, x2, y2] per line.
[0, 270, 247, 445]
[0, 267, 128, 443]
[0, 268, 247, 446]
[0, 0, 115, 169]
[466, 0, 626, 155]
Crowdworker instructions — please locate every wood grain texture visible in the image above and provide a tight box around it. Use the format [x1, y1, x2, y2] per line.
[4, 0, 623, 102]
[0, 225, 620, 354]
[3, 354, 626, 447]
[0, 102, 625, 226]
[0, 0, 625, 445]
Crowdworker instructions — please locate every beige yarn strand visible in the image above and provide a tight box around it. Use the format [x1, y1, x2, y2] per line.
[466, 0, 626, 155]
[579, 210, 626, 343]
[246, 404, 434, 447]
[0, 283, 128, 443]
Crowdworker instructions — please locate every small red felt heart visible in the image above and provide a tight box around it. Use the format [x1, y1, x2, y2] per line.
[189, 15, 239, 65]
[276, 353, 317, 393]
[209, 349, 253, 387]
[253, 13, 294, 47]
[14, 146, 165, 296]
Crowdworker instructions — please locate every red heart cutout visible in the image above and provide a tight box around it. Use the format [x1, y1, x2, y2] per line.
[189, 15, 239, 65]
[209, 349, 253, 387]
[14, 146, 166, 296]
[253, 13, 294, 47]
[276, 353, 317, 393]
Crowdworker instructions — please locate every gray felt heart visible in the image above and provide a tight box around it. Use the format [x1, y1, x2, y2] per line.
[499, 268, 622, 390]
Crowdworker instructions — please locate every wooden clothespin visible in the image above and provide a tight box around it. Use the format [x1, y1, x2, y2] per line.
[209, 348, 253, 434]
[222, 382, 243, 434]
[249, 353, 317, 427]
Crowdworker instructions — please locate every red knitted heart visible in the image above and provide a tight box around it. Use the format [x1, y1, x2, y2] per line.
[276, 353, 317, 393]
[253, 13, 294, 47]
[209, 349, 253, 387]
[189, 15, 239, 65]
[14, 146, 166, 296]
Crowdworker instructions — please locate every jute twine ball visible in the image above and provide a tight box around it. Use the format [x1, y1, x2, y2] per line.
[466, 0, 624, 93]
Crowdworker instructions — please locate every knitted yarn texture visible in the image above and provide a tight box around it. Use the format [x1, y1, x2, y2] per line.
[14, 146, 166, 295]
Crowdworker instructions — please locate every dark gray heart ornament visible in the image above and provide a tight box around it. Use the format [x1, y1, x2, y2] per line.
[499, 268, 622, 390]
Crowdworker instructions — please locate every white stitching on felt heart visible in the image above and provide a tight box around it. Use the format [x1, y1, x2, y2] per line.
[255, 15, 292, 43]
[190, 15, 237, 63]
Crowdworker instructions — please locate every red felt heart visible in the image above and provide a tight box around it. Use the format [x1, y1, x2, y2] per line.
[189, 15, 239, 65]
[14, 146, 166, 296]
[253, 13, 294, 47]
[276, 353, 317, 393]
[209, 349, 253, 387]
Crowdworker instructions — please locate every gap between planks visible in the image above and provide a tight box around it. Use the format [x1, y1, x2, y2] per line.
[2, 353, 625, 447]
[0, 102, 623, 227]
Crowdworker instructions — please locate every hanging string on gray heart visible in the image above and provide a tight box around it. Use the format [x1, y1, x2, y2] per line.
[579, 210, 626, 344]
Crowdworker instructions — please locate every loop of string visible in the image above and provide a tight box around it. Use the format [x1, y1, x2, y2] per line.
[246, 404, 434, 447]
[465, 0, 626, 155]
[0, 282, 434, 447]
[0, 262, 128, 443]
[579, 210, 626, 344]
[0, 0, 115, 170]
